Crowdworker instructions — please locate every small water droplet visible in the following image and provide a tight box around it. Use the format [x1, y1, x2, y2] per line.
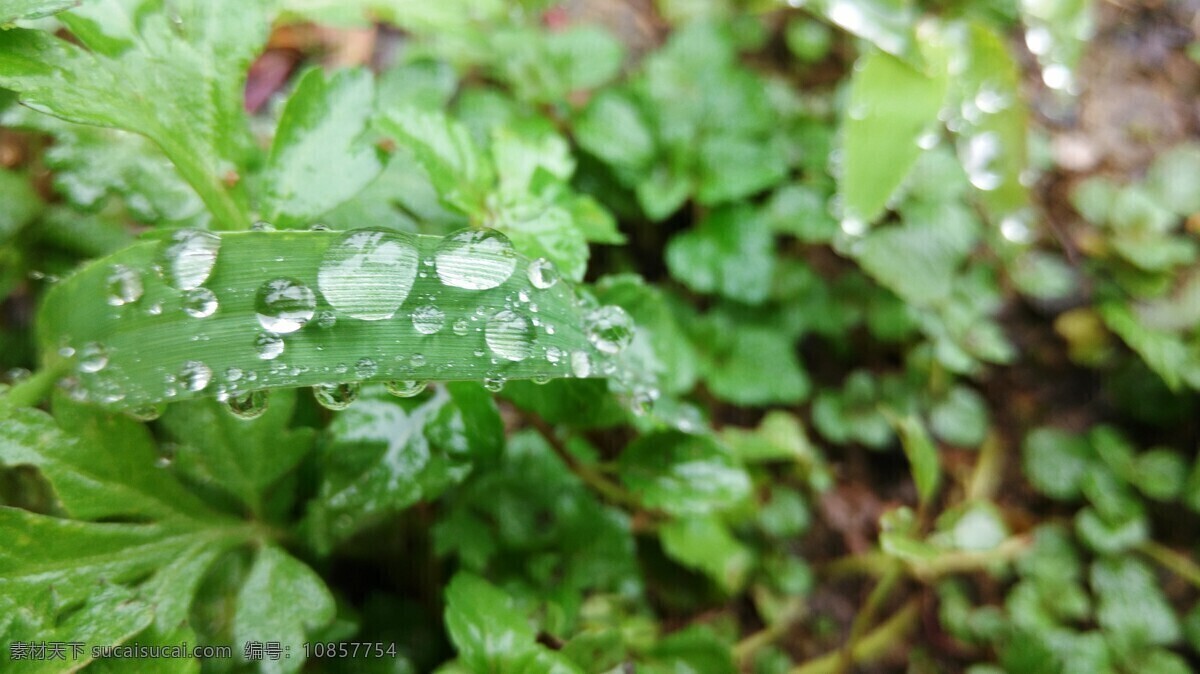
[251, 220, 275, 232]
[309, 223, 331, 231]
[527, 257, 559, 289]
[1041, 64, 1073, 92]
[962, 131, 1003, 191]
[225, 389, 269, 419]
[532, 373, 552, 385]
[318, 228, 420, 321]
[435, 228, 518, 290]
[178, 360, 212, 392]
[255, 278, 316, 333]
[485, 310, 535, 362]
[452, 319, 470, 335]
[355, 357, 378, 379]
[313, 382, 360, 410]
[840, 218, 867, 237]
[586, 306, 634, 355]
[546, 346, 563, 364]
[482, 376, 506, 392]
[182, 287, 218, 318]
[385, 380, 427, 397]
[570, 351, 591, 378]
[410, 353, 426, 367]
[256, 332, 284, 360]
[147, 301, 163, 316]
[106, 264, 143, 306]
[224, 366, 244, 382]
[126, 403, 164, 422]
[316, 310, 337, 328]
[412, 305, 446, 334]
[78, 342, 109, 373]
[161, 229, 220, 290]
[916, 130, 940, 150]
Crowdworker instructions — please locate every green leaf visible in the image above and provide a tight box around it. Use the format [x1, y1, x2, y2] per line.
[377, 109, 494, 214]
[1010, 250, 1077, 301]
[642, 626, 736, 674]
[929, 385, 989, 447]
[892, 413, 940, 506]
[233, 545, 336, 674]
[1022, 427, 1094, 500]
[0, 168, 43, 245]
[304, 383, 501, 552]
[667, 205, 775, 304]
[795, 0, 922, 63]
[491, 25, 625, 103]
[618, 431, 751, 516]
[765, 183, 837, 242]
[660, 516, 752, 592]
[486, 196, 589, 283]
[37, 228, 611, 410]
[1091, 557, 1181, 649]
[0, 2, 268, 229]
[1130, 448, 1188, 501]
[856, 220, 969, 306]
[695, 134, 789, 205]
[0, 0, 77, 23]
[840, 49, 947, 224]
[501, 379, 628, 429]
[703, 326, 809, 406]
[159, 389, 315, 517]
[574, 89, 656, 174]
[1099, 303, 1191, 391]
[1146, 143, 1200, 216]
[263, 68, 384, 228]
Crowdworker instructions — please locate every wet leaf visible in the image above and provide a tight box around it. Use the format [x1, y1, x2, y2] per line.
[618, 431, 751, 516]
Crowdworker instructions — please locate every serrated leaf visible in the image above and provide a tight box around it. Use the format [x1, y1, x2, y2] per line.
[1022, 427, 1094, 500]
[263, 68, 384, 227]
[1091, 557, 1181, 649]
[304, 383, 501, 553]
[377, 109, 493, 214]
[619, 431, 751, 516]
[490, 25, 625, 104]
[37, 229, 610, 410]
[840, 49, 947, 224]
[666, 205, 775, 304]
[233, 545, 335, 674]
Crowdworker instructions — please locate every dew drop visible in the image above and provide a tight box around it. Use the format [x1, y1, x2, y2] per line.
[316, 310, 337, 328]
[962, 131, 1003, 191]
[126, 403, 164, 422]
[178, 360, 212, 392]
[77, 342, 109, 373]
[309, 223, 331, 231]
[532, 373, 552, 385]
[570, 351, 592, 378]
[485, 310, 535, 362]
[318, 228, 419, 321]
[251, 220, 275, 232]
[586, 306, 634, 355]
[224, 366, 244, 382]
[255, 332, 284, 360]
[410, 353, 426, 367]
[147, 301, 163, 316]
[183, 287, 218, 318]
[161, 228, 220, 290]
[355, 357, 378, 379]
[452, 319, 470, 336]
[412, 305, 446, 334]
[313, 382, 360, 410]
[255, 278, 316, 333]
[482, 376, 506, 392]
[546, 346, 563, 364]
[385, 380, 427, 397]
[527, 257, 559, 289]
[225, 389, 269, 419]
[435, 228, 518, 290]
[106, 264, 143, 306]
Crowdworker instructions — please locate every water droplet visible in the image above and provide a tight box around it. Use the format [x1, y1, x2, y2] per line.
[251, 220, 275, 232]
[161, 229, 220, 290]
[452, 319, 470, 335]
[78, 342, 109, 373]
[147, 301, 163, 316]
[527, 257, 559, 290]
[225, 389, 269, 419]
[355, 357, 377, 379]
[178, 360, 212, 392]
[255, 278, 316, 333]
[485, 310, 535, 362]
[385, 380, 427, 397]
[840, 217, 867, 237]
[412, 305, 446, 334]
[316, 310, 337, 328]
[532, 373, 552, 385]
[309, 223, 331, 231]
[106, 264, 143, 306]
[570, 351, 591, 378]
[313, 382, 360, 410]
[255, 332, 284, 360]
[1025, 26, 1052, 55]
[1000, 212, 1036, 244]
[916, 130, 940, 150]
[182, 287, 218, 318]
[1041, 64, 1072, 92]
[435, 228, 518, 290]
[546, 346, 563, 364]
[962, 132, 1003, 191]
[224, 366, 244, 382]
[126, 404, 164, 422]
[410, 353, 426, 367]
[586, 306, 634, 355]
[482, 376, 506, 392]
[975, 87, 1008, 114]
[318, 229, 419, 321]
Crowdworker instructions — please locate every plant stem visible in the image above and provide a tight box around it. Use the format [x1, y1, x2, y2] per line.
[967, 432, 1004, 502]
[2, 366, 64, 409]
[838, 562, 904, 673]
[821, 536, 1031, 581]
[732, 598, 806, 664]
[791, 599, 921, 674]
[1139, 540, 1200, 588]
[155, 135, 249, 231]
[528, 415, 645, 512]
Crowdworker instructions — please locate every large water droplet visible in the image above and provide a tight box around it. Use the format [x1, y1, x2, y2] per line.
[256, 332, 284, 360]
[178, 360, 212, 392]
[161, 229, 220, 290]
[106, 264, 143, 306]
[355, 357, 378, 379]
[435, 228, 518, 290]
[527, 257, 560, 289]
[385, 380, 427, 397]
[183, 287, 218, 318]
[485, 310, 534, 362]
[318, 229, 419, 321]
[313, 382, 360, 410]
[571, 351, 592, 378]
[78, 342, 109, 373]
[225, 390, 269, 420]
[255, 278, 316, 333]
[586, 306, 634, 355]
[412, 305, 446, 334]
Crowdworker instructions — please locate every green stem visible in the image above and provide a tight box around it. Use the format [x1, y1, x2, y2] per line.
[3, 366, 65, 409]
[155, 135, 249, 231]
[1139, 540, 1200, 588]
[528, 415, 645, 512]
[732, 598, 806, 664]
[838, 562, 904, 672]
[820, 536, 1031, 581]
[791, 599, 921, 674]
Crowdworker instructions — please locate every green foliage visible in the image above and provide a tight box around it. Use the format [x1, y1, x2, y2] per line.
[1, 0, 1197, 672]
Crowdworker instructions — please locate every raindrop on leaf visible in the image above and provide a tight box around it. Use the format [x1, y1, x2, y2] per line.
[255, 332, 284, 360]
[412, 305, 446, 334]
[182, 287, 218, 318]
[485, 309, 535, 362]
[160, 229, 220, 290]
[225, 390, 269, 420]
[318, 228, 419, 321]
[435, 228, 518, 290]
[106, 264, 143, 306]
[178, 360, 212, 392]
[313, 382, 360, 410]
[77, 342, 109, 373]
[586, 305, 634, 355]
[385, 380, 427, 398]
[255, 277, 316, 334]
